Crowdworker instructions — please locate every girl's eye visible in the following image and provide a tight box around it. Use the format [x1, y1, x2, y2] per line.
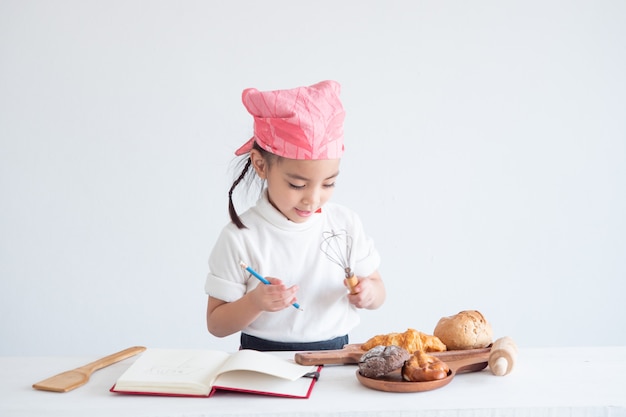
[288, 182, 335, 190]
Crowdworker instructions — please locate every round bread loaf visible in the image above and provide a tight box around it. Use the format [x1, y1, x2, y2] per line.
[358, 345, 411, 378]
[433, 310, 493, 350]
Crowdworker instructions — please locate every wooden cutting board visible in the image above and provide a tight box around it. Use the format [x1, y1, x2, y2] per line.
[294, 343, 491, 370]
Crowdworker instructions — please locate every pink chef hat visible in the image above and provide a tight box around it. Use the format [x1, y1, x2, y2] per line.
[235, 80, 345, 160]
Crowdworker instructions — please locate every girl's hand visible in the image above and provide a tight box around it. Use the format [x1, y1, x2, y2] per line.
[251, 277, 299, 312]
[346, 271, 385, 309]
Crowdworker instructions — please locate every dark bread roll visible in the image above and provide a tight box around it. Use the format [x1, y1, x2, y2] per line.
[358, 345, 411, 378]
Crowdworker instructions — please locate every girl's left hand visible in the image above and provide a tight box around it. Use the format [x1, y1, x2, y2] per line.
[345, 271, 385, 310]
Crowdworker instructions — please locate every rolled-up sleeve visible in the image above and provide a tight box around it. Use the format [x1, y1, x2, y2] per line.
[204, 226, 248, 302]
[204, 272, 246, 302]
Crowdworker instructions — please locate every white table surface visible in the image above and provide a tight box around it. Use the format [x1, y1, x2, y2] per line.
[2, 346, 625, 417]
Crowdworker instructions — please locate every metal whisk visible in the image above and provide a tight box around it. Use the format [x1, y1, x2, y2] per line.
[320, 229, 359, 294]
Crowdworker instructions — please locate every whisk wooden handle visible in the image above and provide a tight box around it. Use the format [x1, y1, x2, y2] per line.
[346, 274, 358, 294]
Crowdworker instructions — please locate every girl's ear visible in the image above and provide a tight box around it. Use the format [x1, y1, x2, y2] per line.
[250, 149, 267, 179]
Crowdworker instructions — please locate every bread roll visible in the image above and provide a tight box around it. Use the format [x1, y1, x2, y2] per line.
[433, 310, 493, 350]
[402, 350, 450, 382]
[358, 345, 411, 378]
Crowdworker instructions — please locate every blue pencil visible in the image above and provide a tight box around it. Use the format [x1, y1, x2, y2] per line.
[239, 261, 303, 311]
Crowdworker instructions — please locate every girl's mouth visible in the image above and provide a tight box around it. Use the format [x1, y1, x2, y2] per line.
[295, 208, 313, 218]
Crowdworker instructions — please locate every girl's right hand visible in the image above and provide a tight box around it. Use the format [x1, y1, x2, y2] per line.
[251, 277, 299, 312]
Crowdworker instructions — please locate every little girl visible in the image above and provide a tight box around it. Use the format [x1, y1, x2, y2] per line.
[205, 80, 385, 351]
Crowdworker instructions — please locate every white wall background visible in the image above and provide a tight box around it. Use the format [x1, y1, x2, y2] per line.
[1, 0, 625, 356]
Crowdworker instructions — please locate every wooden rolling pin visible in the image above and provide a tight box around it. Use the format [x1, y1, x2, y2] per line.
[488, 336, 517, 376]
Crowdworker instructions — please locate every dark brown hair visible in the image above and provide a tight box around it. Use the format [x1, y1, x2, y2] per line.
[228, 143, 278, 229]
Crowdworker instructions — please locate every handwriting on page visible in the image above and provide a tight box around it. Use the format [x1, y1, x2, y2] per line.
[149, 357, 208, 376]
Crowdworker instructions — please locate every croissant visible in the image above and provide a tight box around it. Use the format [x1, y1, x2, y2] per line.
[361, 328, 447, 353]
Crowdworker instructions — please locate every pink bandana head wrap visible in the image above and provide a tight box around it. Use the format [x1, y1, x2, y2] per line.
[235, 80, 345, 160]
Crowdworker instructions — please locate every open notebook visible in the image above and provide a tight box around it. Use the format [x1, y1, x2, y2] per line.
[110, 348, 321, 399]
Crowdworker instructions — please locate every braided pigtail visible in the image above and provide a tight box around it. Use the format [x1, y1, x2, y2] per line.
[228, 157, 252, 229]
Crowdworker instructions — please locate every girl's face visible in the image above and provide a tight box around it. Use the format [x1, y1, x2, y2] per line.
[251, 150, 340, 223]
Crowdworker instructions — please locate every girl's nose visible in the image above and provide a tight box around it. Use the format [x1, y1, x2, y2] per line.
[302, 188, 321, 207]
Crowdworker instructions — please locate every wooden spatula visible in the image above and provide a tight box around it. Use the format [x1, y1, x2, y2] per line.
[32, 346, 146, 392]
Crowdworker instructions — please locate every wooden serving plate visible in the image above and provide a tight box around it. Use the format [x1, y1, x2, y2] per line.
[355, 349, 491, 393]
